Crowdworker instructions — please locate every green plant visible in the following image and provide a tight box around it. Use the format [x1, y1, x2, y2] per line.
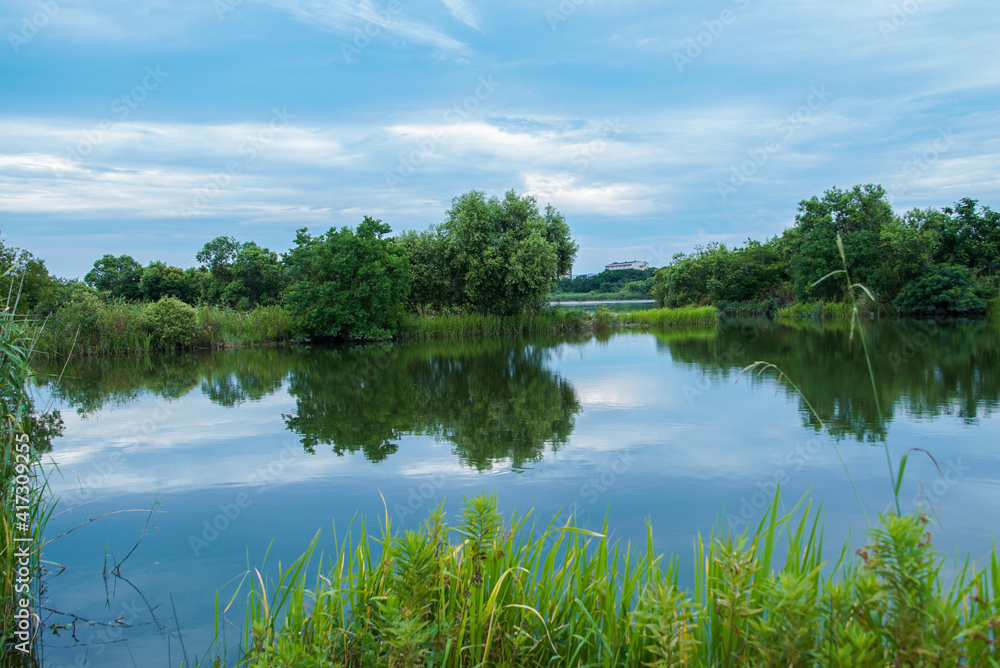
[143, 296, 200, 349]
[894, 263, 987, 315]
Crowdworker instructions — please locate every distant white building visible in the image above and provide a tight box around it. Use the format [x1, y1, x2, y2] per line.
[605, 260, 649, 272]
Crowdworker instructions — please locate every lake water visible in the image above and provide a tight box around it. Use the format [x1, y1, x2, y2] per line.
[33, 319, 1000, 666]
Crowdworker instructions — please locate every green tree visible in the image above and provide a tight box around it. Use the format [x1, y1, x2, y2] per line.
[437, 190, 577, 316]
[139, 261, 199, 303]
[397, 228, 459, 310]
[224, 242, 285, 307]
[84, 254, 143, 301]
[935, 198, 1000, 275]
[0, 239, 60, 314]
[285, 217, 411, 339]
[787, 184, 895, 301]
[196, 236, 242, 282]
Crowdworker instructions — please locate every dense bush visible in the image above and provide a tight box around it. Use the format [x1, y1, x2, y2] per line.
[143, 297, 200, 349]
[284, 218, 411, 340]
[894, 264, 987, 315]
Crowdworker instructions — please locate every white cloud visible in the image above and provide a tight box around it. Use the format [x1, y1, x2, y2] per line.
[441, 0, 481, 30]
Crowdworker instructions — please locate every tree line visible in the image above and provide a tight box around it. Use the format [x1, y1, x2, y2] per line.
[653, 184, 999, 315]
[1, 190, 578, 341]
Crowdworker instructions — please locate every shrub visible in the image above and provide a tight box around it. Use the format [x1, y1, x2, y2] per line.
[894, 264, 986, 315]
[143, 297, 199, 349]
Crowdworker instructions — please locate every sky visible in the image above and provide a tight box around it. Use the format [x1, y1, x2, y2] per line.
[1, 0, 999, 279]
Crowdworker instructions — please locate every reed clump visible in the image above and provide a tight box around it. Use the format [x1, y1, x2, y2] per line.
[1, 302, 50, 661]
[225, 492, 1000, 667]
[32, 289, 292, 357]
[402, 309, 587, 339]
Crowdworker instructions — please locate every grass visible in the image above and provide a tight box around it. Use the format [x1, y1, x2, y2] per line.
[1, 290, 51, 662]
[777, 301, 857, 320]
[402, 309, 588, 339]
[549, 291, 652, 302]
[31, 298, 293, 358]
[403, 306, 719, 339]
[207, 491, 1000, 667]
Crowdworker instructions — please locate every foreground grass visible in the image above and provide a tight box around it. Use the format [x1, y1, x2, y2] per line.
[211, 492, 1000, 667]
[1, 308, 48, 662]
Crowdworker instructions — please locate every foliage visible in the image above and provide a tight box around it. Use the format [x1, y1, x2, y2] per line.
[894, 264, 987, 315]
[284, 218, 411, 340]
[422, 190, 578, 316]
[139, 260, 200, 303]
[554, 267, 656, 297]
[0, 240, 62, 315]
[142, 297, 200, 349]
[1, 286, 61, 661]
[651, 185, 1000, 313]
[220, 492, 1000, 668]
[84, 253, 143, 301]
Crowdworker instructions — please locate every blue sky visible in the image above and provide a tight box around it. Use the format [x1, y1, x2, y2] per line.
[1, 0, 998, 279]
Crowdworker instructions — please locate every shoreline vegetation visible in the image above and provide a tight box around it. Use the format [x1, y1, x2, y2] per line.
[206, 492, 1000, 667]
[0, 183, 997, 359]
[22, 297, 1000, 359]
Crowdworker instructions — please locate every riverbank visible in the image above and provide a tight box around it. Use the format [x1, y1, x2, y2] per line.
[214, 491, 1000, 667]
[31, 301, 721, 357]
[549, 291, 652, 301]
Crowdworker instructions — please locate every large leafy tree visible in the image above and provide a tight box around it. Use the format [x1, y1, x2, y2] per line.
[84, 254, 144, 301]
[0, 239, 61, 314]
[284, 217, 410, 339]
[436, 190, 578, 316]
[787, 184, 895, 300]
[935, 198, 1000, 275]
[224, 242, 285, 307]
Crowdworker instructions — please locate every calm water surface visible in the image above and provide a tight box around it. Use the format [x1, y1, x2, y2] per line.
[34, 319, 1000, 666]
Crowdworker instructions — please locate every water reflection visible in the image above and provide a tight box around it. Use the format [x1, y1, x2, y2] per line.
[36, 319, 1000, 456]
[661, 319, 1000, 442]
[38, 337, 582, 470]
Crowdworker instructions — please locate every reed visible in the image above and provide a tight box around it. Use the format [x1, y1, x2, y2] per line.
[216, 491, 1000, 667]
[31, 297, 292, 358]
[402, 309, 588, 339]
[1, 288, 51, 663]
[615, 305, 719, 327]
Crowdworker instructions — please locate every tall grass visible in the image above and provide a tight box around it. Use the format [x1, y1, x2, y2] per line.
[220, 491, 1000, 667]
[1, 293, 50, 663]
[777, 301, 856, 320]
[549, 291, 651, 302]
[33, 298, 292, 358]
[403, 306, 719, 339]
[616, 305, 719, 327]
[403, 309, 587, 338]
